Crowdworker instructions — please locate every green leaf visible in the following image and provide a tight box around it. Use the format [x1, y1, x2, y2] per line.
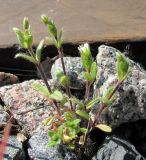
[23, 17, 29, 30]
[86, 97, 100, 110]
[36, 40, 44, 62]
[80, 128, 87, 133]
[42, 15, 57, 38]
[90, 61, 97, 82]
[56, 69, 64, 79]
[15, 53, 38, 64]
[57, 126, 63, 138]
[47, 19, 57, 38]
[48, 140, 58, 147]
[64, 112, 76, 121]
[41, 14, 49, 25]
[57, 28, 64, 48]
[78, 43, 93, 71]
[32, 83, 50, 98]
[69, 97, 84, 109]
[24, 34, 33, 48]
[65, 119, 81, 128]
[48, 126, 63, 147]
[13, 28, 25, 47]
[49, 90, 64, 101]
[43, 116, 54, 126]
[116, 52, 129, 81]
[59, 75, 70, 86]
[72, 119, 81, 126]
[56, 70, 70, 86]
[96, 124, 112, 133]
[102, 86, 115, 105]
[76, 110, 89, 120]
[84, 72, 93, 81]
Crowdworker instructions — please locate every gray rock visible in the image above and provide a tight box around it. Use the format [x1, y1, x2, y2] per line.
[0, 135, 23, 160]
[28, 125, 78, 160]
[92, 45, 146, 127]
[0, 72, 19, 87]
[51, 57, 85, 90]
[0, 79, 56, 134]
[0, 106, 9, 129]
[92, 136, 145, 160]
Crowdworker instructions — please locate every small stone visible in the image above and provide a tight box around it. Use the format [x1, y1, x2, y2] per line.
[92, 136, 145, 160]
[0, 135, 23, 160]
[0, 72, 19, 87]
[28, 125, 64, 160]
[51, 57, 85, 90]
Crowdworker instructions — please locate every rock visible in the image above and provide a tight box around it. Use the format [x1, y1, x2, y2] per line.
[28, 125, 79, 160]
[51, 57, 85, 90]
[0, 135, 24, 160]
[92, 136, 145, 160]
[0, 79, 55, 134]
[92, 45, 146, 127]
[0, 105, 9, 129]
[0, 72, 19, 87]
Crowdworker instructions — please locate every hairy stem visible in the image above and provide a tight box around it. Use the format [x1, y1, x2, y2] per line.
[84, 81, 91, 104]
[57, 47, 73, 110]
[94, 80, 123, 125]
[83, 118, 91, 146]
[37, 64, 61, 115]
[84, 80, 123, 144]
[27, 47, 61, 116]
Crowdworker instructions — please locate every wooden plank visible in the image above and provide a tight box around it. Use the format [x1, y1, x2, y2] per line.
[0, 0, 146, 47]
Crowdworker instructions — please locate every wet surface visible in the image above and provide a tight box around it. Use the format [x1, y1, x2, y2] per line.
[0, 0, 146, 47]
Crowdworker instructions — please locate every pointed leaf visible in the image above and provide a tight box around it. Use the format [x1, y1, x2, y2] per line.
[78, 43, 93, 70]
[57, 28, 64, 48]
[64, 112, 76, 121]
[36, 40, 44, 62]
[69, 97, 84, 109]
[23, 17, 29, 30]
[15, 53, 38, 64]
[41, 15, 49, 25]
[90, 61, 97, 82]
[42, 15, 57, 38]
[102, 86, 115, 105]
[49, 90, 64, 101]
[76, 110, 89, 120]
[43, 116, 54, 126]
[116, 52, 129, 81]
[84, 72, 93, 81]
[47, 19, 57, 38]
[32, 83, 50, 98]
[13, 28, 25, 47]
[80, 128, 87, 133]
[86, 97, 100, 110]
[96, 124, 112, 133]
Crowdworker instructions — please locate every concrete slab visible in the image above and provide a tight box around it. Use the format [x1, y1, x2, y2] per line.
[0, 0, 146, 47]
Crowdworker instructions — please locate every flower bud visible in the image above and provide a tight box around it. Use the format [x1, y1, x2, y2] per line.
[41, 14, 49, 25]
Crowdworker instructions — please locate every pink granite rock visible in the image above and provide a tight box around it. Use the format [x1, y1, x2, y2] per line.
[0, 79, 55, 134]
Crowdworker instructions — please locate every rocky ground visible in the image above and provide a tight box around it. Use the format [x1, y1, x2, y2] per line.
[0, 45, 146, 160]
